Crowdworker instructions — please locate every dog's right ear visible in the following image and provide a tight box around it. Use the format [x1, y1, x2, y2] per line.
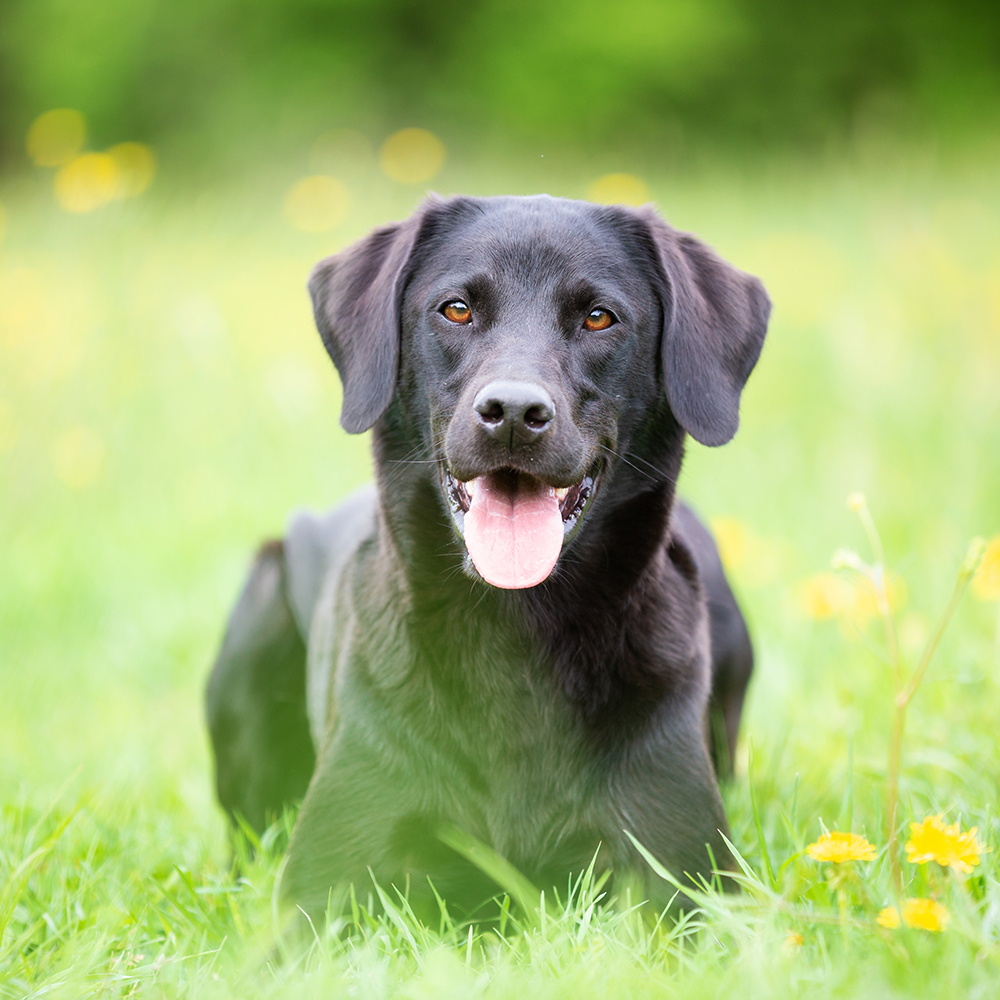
[308, 212, 426, 433]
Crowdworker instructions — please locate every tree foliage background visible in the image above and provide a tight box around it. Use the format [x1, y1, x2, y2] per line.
[2, 0, 1000, 168]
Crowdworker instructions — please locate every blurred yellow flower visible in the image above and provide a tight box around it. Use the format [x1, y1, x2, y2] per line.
[55, 153, 119, 213]
[797, 572, 850, 620]
[27, 109, 86, 166]
[52, 426, 106, 489]
[971, 535, 1000, 601]
[878, 899, 949, 932]
[902, 898, 949, 932]
[782, 932, 804, 955]
[851, 574, 907, 619]
[711, 516, 749, 571]
[710, 516, 785, 586]
[380, 128, 445, 183]
[108, 142, 156, 198]
[586, 173, 650, 206]
[806, 831, 877, 863]
[284, 176, 350, 232]
[905, 814, 986, 874]
[796, 571, 905, 622]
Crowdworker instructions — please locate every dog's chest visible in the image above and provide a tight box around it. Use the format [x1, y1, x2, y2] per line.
[421, 650, 606, 859]
[360, 603, 610, 856]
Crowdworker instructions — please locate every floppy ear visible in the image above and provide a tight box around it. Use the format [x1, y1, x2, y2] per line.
[640, 210, 771, 447]
[308, 211, 426, 433]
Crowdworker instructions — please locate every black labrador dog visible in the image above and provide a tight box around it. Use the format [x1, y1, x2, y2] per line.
[206, 194, 769, 917]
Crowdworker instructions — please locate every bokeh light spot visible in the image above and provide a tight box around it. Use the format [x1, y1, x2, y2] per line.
[54, 153, 119, 213]
[284, 175, 350, 232]
[586, 173, 650, 206]
[310, 129, 373, 180]
[108, 142, 156, 198]
[27, 109, 86, 167]
[380, 129, 446, 184]
[52, 425, 106, 489]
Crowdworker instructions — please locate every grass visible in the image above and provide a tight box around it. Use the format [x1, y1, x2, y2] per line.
[2, 143, 1000, 997]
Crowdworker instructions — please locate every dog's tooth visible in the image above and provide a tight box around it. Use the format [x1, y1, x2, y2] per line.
[554, 487, 569, 502]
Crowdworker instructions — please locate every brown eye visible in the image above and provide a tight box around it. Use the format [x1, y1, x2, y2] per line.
[583, 308, 614, 332]
[442, 300, 472, 324]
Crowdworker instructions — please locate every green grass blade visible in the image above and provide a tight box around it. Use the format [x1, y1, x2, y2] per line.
[436, 823, 541, 926]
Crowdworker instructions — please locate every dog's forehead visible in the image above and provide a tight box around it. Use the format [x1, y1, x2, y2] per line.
[414, 196, 648, 292]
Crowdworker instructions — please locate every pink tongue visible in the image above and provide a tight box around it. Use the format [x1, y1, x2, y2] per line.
[464, 472, 563, 589]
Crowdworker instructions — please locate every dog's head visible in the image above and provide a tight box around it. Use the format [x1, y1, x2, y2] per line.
[310, 195, 769, 590]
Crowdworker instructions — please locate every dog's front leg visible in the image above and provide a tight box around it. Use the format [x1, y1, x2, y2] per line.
[278, 722, 423, 919]
[612, 712, 734, 909]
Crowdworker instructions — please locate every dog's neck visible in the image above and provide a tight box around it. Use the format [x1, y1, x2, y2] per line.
[367, 414, 701, 735]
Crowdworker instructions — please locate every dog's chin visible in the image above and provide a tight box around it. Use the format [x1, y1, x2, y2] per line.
[441, 464, 600, 589]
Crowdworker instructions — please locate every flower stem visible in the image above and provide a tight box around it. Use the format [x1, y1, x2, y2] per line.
[885, 537, 985, 888]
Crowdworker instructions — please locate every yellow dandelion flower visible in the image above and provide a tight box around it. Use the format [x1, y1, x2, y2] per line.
[905, 814, 987, 874]
[971, 535, 1000, 601]
[806, 831, 877, 863]
[877, 899, 949, 932]
[900, 898, 949, 932]
[782, 932, 804, 955]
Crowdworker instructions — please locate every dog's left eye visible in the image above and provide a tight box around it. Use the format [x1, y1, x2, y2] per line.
[583, 308, 615, 332]
[441, 300, 472, 324]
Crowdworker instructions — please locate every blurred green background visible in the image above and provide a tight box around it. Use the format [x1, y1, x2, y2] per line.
[3, 0, 1000, 167]
[2, 3, 1000, 989]
[3, 0, 1000, 807]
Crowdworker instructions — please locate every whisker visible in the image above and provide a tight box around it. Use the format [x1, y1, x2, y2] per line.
[598, 443, 677, 486]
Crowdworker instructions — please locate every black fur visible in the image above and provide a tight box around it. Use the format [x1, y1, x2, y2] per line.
[206, 194, 769, 917]
[205, 540, 315, 834]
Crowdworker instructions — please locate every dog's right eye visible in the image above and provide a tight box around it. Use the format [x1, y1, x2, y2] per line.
[583, 308, 615, 332]
[441, 300, 472, 325]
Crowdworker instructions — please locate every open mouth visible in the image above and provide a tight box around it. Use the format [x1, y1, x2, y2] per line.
[443, 466, 598, 589]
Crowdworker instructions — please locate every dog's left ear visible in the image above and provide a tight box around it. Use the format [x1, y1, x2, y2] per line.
[309, 209, 429, 433]
[639, 209, 771, 447]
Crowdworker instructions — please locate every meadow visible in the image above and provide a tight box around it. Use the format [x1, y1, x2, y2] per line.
[2, 137, 1000, 997]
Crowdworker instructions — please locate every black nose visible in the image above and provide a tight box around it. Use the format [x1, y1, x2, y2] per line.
[473, 380, 555, 446]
